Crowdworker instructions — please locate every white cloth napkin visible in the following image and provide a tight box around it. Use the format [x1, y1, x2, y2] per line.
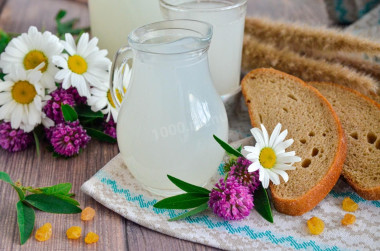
[81, 136, 380, 250]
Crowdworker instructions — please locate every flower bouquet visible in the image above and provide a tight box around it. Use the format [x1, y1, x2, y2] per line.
[0, 11, 123, 157]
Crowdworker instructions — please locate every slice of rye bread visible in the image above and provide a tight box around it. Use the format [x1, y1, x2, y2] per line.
[241, 68, 347, 216]
[310, 82, 380, 200]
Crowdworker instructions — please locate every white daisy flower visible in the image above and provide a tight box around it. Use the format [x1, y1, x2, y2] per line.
[244, 123, 301, 189]
[0, 65, 51, 132]
[52, 33, 111, 98]
[87, 65, 130, 121]
[0, 26, 63, 92]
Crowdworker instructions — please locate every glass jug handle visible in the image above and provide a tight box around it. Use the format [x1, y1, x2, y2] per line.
[109, 46, 133, 110]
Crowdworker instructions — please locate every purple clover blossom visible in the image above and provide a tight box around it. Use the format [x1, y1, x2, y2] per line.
[0, 122, 33, 152]
[43, 88, 76, 124]
[50, 121, 90, 157]
[103, 117, 116, 139]
[66, 86, 87, 105]
[229, 157, 260, 194]
[208, 176, 253, 220]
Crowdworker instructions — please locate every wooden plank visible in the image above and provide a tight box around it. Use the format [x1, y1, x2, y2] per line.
[126, 221, 217, 250]
[0, 0, 89, 33]
[0, 0, 7, 14]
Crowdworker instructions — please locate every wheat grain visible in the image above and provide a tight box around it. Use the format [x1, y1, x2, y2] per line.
[242, 35, 380, 103]
[245, 18, 380, 55]
[302, 50, 380, 80]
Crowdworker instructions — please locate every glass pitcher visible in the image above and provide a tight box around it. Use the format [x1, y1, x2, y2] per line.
[110, 20, 229, 196]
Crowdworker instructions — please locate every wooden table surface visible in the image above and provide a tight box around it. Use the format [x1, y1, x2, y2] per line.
[0, 0, 329, 250]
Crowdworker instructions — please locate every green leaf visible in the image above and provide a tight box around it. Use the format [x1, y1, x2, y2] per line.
[0, 72, 5, 81]
[236, 145, 243, 153]
[85, 128, 116, 143]
[38, 183, 79, 206]
[55, 9, 67, 20]
[167, 175, 210, 194]
[52, 194, 80, 206]
[61, 104, 78, 122]
[33, 131, 40, 157]
[254, 184, 273, 223]
[25, 194, 82, 214]
[39, 183, 72, 195]
[213, 135, 243, 158]
[55, 9, 90, 39]
[16, 201, 35, 245]
[153, 193, 209, 209]
[0, 29, 11, 53]
[0, 172, 25, 200]
[75, 105, 104, 119]
[12, 185, 25, 201]
[0, 171, 14, 184]
[168, 202, 209, 221]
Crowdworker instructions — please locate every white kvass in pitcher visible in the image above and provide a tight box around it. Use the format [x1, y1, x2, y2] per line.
[110, 20, 228, 196]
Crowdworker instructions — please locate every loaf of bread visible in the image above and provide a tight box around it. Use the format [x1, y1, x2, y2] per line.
[241, 68, 347, 215]
[310, 82, 380, 200]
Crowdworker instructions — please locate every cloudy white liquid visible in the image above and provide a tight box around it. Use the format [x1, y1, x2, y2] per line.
[88, 0, 162, 59]
[117, 37, 228, 196]
[161, 1, 246, 96]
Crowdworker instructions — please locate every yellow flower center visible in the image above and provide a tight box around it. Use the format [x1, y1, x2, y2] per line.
[259, 147, 277, 169]
[23, 50, 48, 72]
[68, 55, 88, 74]
[12, 81, 37, 104]
[107, 89, 123, 108]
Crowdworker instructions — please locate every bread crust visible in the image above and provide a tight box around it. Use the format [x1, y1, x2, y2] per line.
[309, 81, 380, 200]
[241, 68, 347, 216]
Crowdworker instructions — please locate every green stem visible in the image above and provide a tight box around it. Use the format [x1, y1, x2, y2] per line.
[22, 187, 42, 194]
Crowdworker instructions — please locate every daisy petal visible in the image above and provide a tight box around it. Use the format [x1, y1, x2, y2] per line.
[277, 155, 302, 164]
[267, 170, 280, 185]
[0, 92, 12, 105]
[250, 127, 265, 147]
[273, 139, 294, 153]
[260, 124, 269, 146]
[11, 105, 23, 129]
[269, 123, 281, 147]
[273, 163, 296, 171]
[52, 55, 68, 69]
[272, 169, 289, 182]
[260, 171, 270, 188]
[55, 69, 70, 81]
[77, 33, 89, 55]
[243, 146, 260, 157]
[272, 129, 288, 147]
[248, 161, 261, 172]
[64, 33, 77, 55]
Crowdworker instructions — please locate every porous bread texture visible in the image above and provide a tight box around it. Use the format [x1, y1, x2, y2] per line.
[241, 68, 346, 216]
[310, 82, 380, 200]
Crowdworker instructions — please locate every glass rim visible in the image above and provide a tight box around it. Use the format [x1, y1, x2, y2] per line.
[128, 19, 213, 55]
[159, 0, 247, 12]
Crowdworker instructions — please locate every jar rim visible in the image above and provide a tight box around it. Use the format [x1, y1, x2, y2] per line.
[128, 19, 213, 55]
[159, 0, 247, 12]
